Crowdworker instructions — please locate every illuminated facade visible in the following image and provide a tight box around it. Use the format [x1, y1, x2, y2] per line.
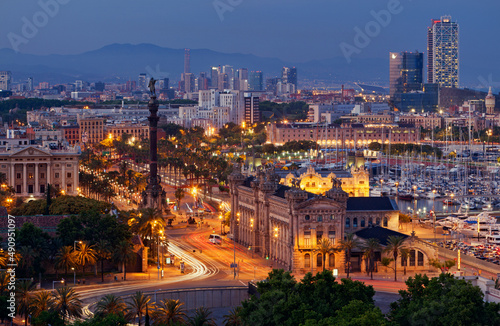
[282, 165, 370, 197]
[229, 166, 401, 273]
[267, 122, 420, 147]
[429, 16, 459, 88]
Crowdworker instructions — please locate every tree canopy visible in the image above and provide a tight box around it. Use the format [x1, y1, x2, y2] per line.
[389, 273, 500, 326]
[239, 269, 384, 326]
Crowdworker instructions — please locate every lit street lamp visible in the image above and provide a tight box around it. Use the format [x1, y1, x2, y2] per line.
[74, 240, 82, 251]
[72, 267, 75, 285]
[274, 227, 279, 268]
[53, 279, 64, 290]
[219, 214, 223, 235]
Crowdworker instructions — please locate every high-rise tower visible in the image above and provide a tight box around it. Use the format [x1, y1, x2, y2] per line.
[389, 52, 423, 97]
[486, 87, 496, 114]
[184, 49, 190, 74]
[428, 16, 459, 88]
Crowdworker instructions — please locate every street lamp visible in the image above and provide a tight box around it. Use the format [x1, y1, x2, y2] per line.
[72, 267, 75, 285]
[412, 185, 417, 232]
[234, 212, 240, 279]
[219, 214, 223, 235]
[432, 189, 437, 243]
[74, 240, 82, 251]
[53, 279, 64, 290]
[395, 181, 399, 205]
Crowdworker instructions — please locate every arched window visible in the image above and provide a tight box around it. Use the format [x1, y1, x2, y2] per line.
[345, 218, 350, 228]
[317, 215, 323, 222]
[317, 253, 323, 268]
[376, 218, 380, 226]
[305, 215, 310, 221]
[353, 218, 358, 228]
[329, 254, 335, 268]
[418, 251, 424, 266]
[368, 218, 373, 226]
[383, 217, 388, 227]
[361, 218, 366, 227]
[304, 254, 310, 268]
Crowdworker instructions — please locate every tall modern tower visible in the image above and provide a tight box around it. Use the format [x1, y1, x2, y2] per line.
[184, 49, 191, 74]
[389, 52, 423, 97]
[249, 71, 263, 91]
[427, 16, 459, 88]
[282, 67, 298, 89]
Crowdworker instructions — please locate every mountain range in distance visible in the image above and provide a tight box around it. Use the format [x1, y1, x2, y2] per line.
[0, 43, 492, 91]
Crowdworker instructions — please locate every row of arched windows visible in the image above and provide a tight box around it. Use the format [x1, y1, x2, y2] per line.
[346, 217, 388, 228]
[304, 253, 335, 268]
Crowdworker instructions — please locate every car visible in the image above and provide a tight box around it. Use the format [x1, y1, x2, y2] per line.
[209, 234, 222, 244]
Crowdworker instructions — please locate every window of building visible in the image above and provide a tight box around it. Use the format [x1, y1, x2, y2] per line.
[316, 231, 323, 243]
[418, 251, 424, 266]
[330, 214, 334, 220]
[67, 173, 72, 178]
[329, 254, 335, 268]
[376, 218, 380, 226]
[346, 218, 350, 228]
[28, 173, 33, 179]
[55, 173, 59, 178]
[409, 250, 416, 267]
[361, 218, 365, 228]
[16, 173, 21, 179]
[305, 215, 310, 221]
[353, 218, 358, 228]
[328, 231, 335, 244]
[383, 217, 388, 227]
[16, 185, 21, 193]
[67, 184, 72, 191]
[41, 173, 45, 179]
[304, 231, 311, 247]
[317, 215, 323, 222]
[304, 254, 310, 268]
[28, 185, 33, 194]
[317, 254, 322, 268]
[55, 184, 60, 190]
[40, 185, 45, 194]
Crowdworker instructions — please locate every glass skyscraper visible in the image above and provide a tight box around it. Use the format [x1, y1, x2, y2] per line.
[427, 16, 459, 88]
[389, 52, 423, 97]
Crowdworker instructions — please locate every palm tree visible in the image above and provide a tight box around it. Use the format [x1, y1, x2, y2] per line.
[16, 281, 34, 326]
[132, 208, 165, 256]
[94, 240, 111, 283]
[126, 291, 151, 326]
[400, 248, 410, 276]
[30, 289, 53, 318]
[315, 238, 338, 272]
[95, 294, 126, 317]
[51, 286, 83, 324]
[174, 188, 185, 210]
[74, 242, 97, 278]
[151, 299, 186, 326]
[113, 240, 136, 281]
[384, 235, 406, 281]
[0, 272, 9, 296]
[339, 233, 361, 278]
[362, 238, 381, 280]
[55, 246, 76, 278]
[187, 307, 216, 326]
[223, 307, 243, 326]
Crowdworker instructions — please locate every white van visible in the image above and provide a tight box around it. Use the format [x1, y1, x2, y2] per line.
[209, 234, 222, 244]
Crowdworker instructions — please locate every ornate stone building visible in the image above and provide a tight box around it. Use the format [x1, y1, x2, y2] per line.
[282, 165, 369, 197]
[229, 166, 406, 274]
[0, 145, 80, 197]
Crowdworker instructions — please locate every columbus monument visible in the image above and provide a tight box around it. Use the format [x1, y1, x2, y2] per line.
[141, 78, 166, 209]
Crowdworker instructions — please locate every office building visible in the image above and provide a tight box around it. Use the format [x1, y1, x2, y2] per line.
[427, 16, 459, 88]
[184, 48, 190, 74]
[211, 67, 219, 89]
[138, 73, 148, 91]
[389, 52, 423, 96]
[27, 77, 34, 92]
[282, 67, 298, 89]
[249, 71, 263, 91]
[244, 92, 260, 124]
[0, 71, 12, 91]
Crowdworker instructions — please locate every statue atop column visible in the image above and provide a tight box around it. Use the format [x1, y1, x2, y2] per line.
[148, 78, 156, 96]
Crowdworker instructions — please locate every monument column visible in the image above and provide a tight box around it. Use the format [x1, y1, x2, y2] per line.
[10, 163, 15, 188]
[47, 163, 51, 185]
